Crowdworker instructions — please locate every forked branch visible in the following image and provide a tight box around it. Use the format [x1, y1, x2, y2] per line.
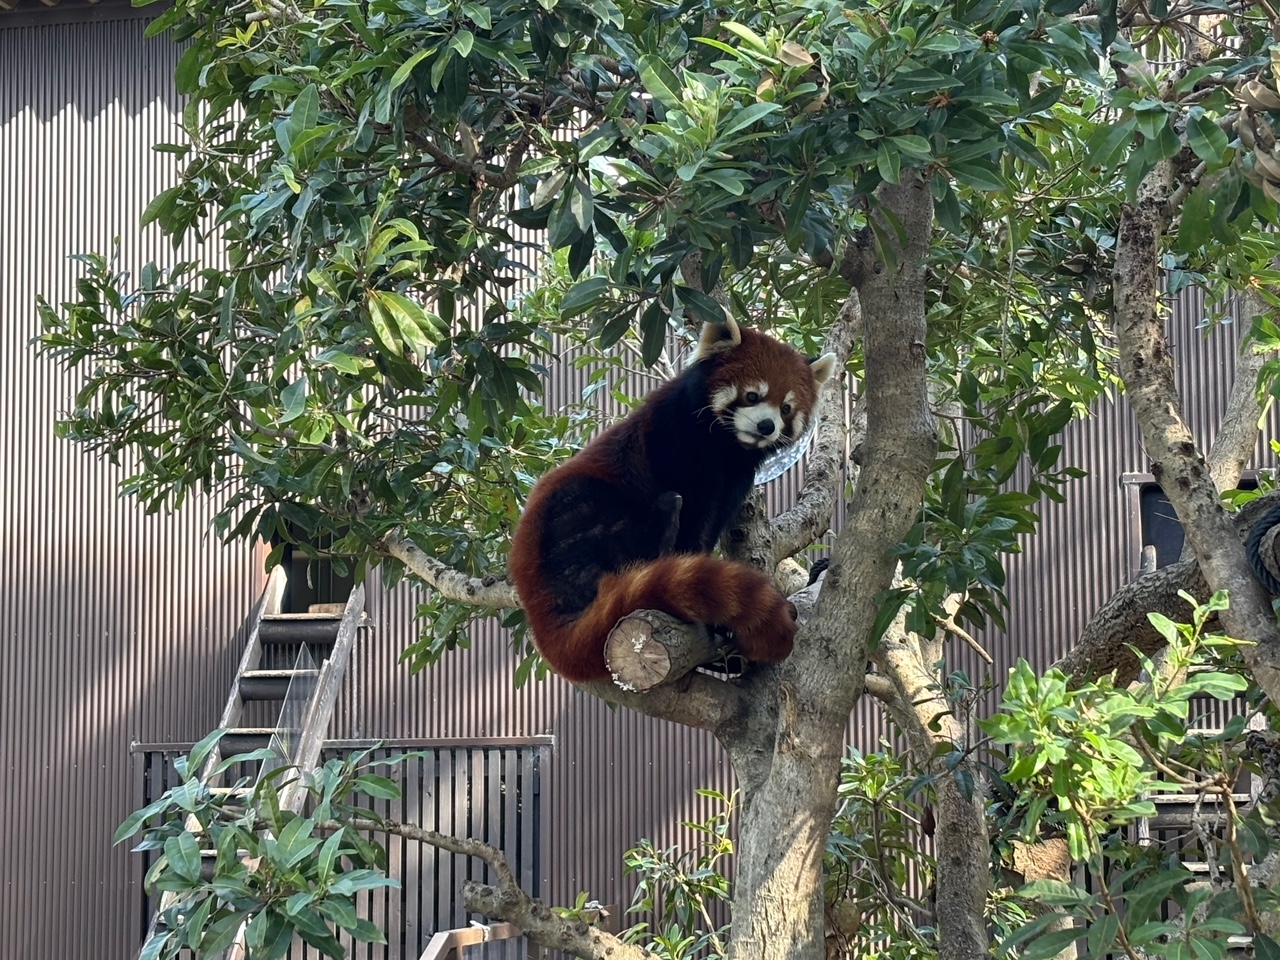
[326, 818, 653, 960]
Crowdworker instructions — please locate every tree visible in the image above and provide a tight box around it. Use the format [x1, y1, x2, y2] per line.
[35, 0, 1280, 957]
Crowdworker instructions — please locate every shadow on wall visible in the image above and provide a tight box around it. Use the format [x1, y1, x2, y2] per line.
[1, 13, 261, 956]
[0, 4, 182, 126]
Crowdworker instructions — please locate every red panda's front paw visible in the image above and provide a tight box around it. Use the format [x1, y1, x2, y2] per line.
[735, 614, 798, 663]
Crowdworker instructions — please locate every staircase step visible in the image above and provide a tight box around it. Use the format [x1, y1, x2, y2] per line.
[238, 669, 319, 702]
[308, 602, 347, 615]
[221, 727, 285, 754]
[260, 613, 342, 647]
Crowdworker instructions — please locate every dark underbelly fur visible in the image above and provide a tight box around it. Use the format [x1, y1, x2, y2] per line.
[538, 376, 763, 618]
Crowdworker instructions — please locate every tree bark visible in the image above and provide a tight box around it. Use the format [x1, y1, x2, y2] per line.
[604, 610, 720, 692]
[1112, 159, 1280, 704]
[725, 176, 938, 960]
[876, 621, 990, 960]
[326, 818, 654, 959]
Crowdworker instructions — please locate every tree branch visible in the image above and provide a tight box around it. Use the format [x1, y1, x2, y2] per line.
[379, 533, 519, 607]
[604, 610, 721, 692]
[873, 614, 989, 960]
[1110, 157, 1280, 700]
[327, 818, 652, 960]
[1058, 492, 1280, 684]
[1205, 283, 1278, 491]
[581, 670, 750, 740]
[770, 295, 865, 563]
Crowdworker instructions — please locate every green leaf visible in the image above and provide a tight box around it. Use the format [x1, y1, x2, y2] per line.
[1019, 879, 1096, 906]
[313, 348, 364, 375]
[187, 728, 227, 780]
[369, 290, 446, 354]
[701, 168, 747, 196]
[675, 286, 726, 325]
[164, 832, 203, 883]
[462, 1, 491, 28]
[140, 186, 182, 229]
[317, 831, 344, 883]
[949, 159, 1005, 192]
[287, 84, 320, 142]
[366, 298, 402, 356]
[1087, 913, 1119, 957]
[317, 897, 360, 931]
[390, 48, 433, 92]
[639, 299, 669, 367]
[280, 377, 308, 423]
[560, 277, 611, 317]
[247, 909, 295, 960]
[1186, 110, 1229, 164]
[451, 29, 474, 59]
[1022, 928, 1084, 960]
[719, 21, 770, 54]
[889, 134, 933, 159]
[275, 817, 322, 869]
[327, 869, 399, 896]
[636, 54, 684, 110]
[1256, 934, 1280, 960]
[200, 912, 249, 956]
[719, 102, 781, 139]
[569, 178, 593, 234]
[354, 774, 401, 800]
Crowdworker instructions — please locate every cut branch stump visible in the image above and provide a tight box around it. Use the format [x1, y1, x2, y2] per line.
[605, 610, 720, 692]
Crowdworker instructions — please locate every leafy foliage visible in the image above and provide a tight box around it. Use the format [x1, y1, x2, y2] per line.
[117, 733, 409, 960]
[35, 0, 1280, 663]
[621, 788, 736, 959]
[987, 592, 1279, 960]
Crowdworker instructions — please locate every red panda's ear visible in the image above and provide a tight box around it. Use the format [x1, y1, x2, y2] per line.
[694, 316, 742, 359]
[809, 352, 838, 384]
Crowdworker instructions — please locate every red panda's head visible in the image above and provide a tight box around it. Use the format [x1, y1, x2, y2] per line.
[694, 317, 838, 451]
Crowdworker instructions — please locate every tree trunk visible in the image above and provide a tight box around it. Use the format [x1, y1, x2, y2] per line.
[1112, 158, 1280, 702]
[724, 176, 938, 959]
[729, 707, 849, 959]
[877, 623, 991, 960]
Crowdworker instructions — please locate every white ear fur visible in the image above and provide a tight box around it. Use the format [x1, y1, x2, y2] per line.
[809, 352, 838, 384]
[694, 316, 742, 359]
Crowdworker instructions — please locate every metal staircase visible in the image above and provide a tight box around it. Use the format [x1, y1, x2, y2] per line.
[140, 565, 366, 958]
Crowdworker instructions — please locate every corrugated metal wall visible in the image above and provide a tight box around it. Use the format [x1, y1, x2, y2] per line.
[2, 5, 1274, 958]
[0, 8, 264, 959]
[136, 741, 548, 959]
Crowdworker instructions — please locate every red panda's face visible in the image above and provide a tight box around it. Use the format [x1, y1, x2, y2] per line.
[699, 325, 838, 452]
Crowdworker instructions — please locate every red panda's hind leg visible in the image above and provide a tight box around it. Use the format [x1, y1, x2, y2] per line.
[655, 492, 683, 555]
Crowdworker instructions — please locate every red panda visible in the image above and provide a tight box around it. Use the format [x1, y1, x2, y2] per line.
[508, 317, 838, 683]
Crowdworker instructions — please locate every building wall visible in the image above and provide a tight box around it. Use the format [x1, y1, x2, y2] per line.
[0, 9, 265, 958]
[1, 6, 1273, 959]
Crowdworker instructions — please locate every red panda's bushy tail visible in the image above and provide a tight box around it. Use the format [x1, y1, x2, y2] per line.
[553, 555, 797, 682]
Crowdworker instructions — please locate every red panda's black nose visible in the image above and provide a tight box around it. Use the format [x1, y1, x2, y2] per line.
[757, 419, 776, 437]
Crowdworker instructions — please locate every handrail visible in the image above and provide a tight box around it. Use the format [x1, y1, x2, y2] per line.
[418, 921, 524, 960]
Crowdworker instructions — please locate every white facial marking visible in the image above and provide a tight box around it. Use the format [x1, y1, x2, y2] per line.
[748, 381, 768, 399]
[731, 402, 786, 449]
[791, 410, 807, 437]
[710, 384, 737, 413]
[783, 390, 796, 407]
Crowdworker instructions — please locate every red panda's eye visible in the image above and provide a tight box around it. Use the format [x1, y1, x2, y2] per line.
[745, 391, 760, 404]
[782, 403, 792, 416]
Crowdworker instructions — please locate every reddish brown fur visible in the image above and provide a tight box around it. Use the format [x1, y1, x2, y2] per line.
[509, 323, 825, 683]
[539, 556, 795, 683]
